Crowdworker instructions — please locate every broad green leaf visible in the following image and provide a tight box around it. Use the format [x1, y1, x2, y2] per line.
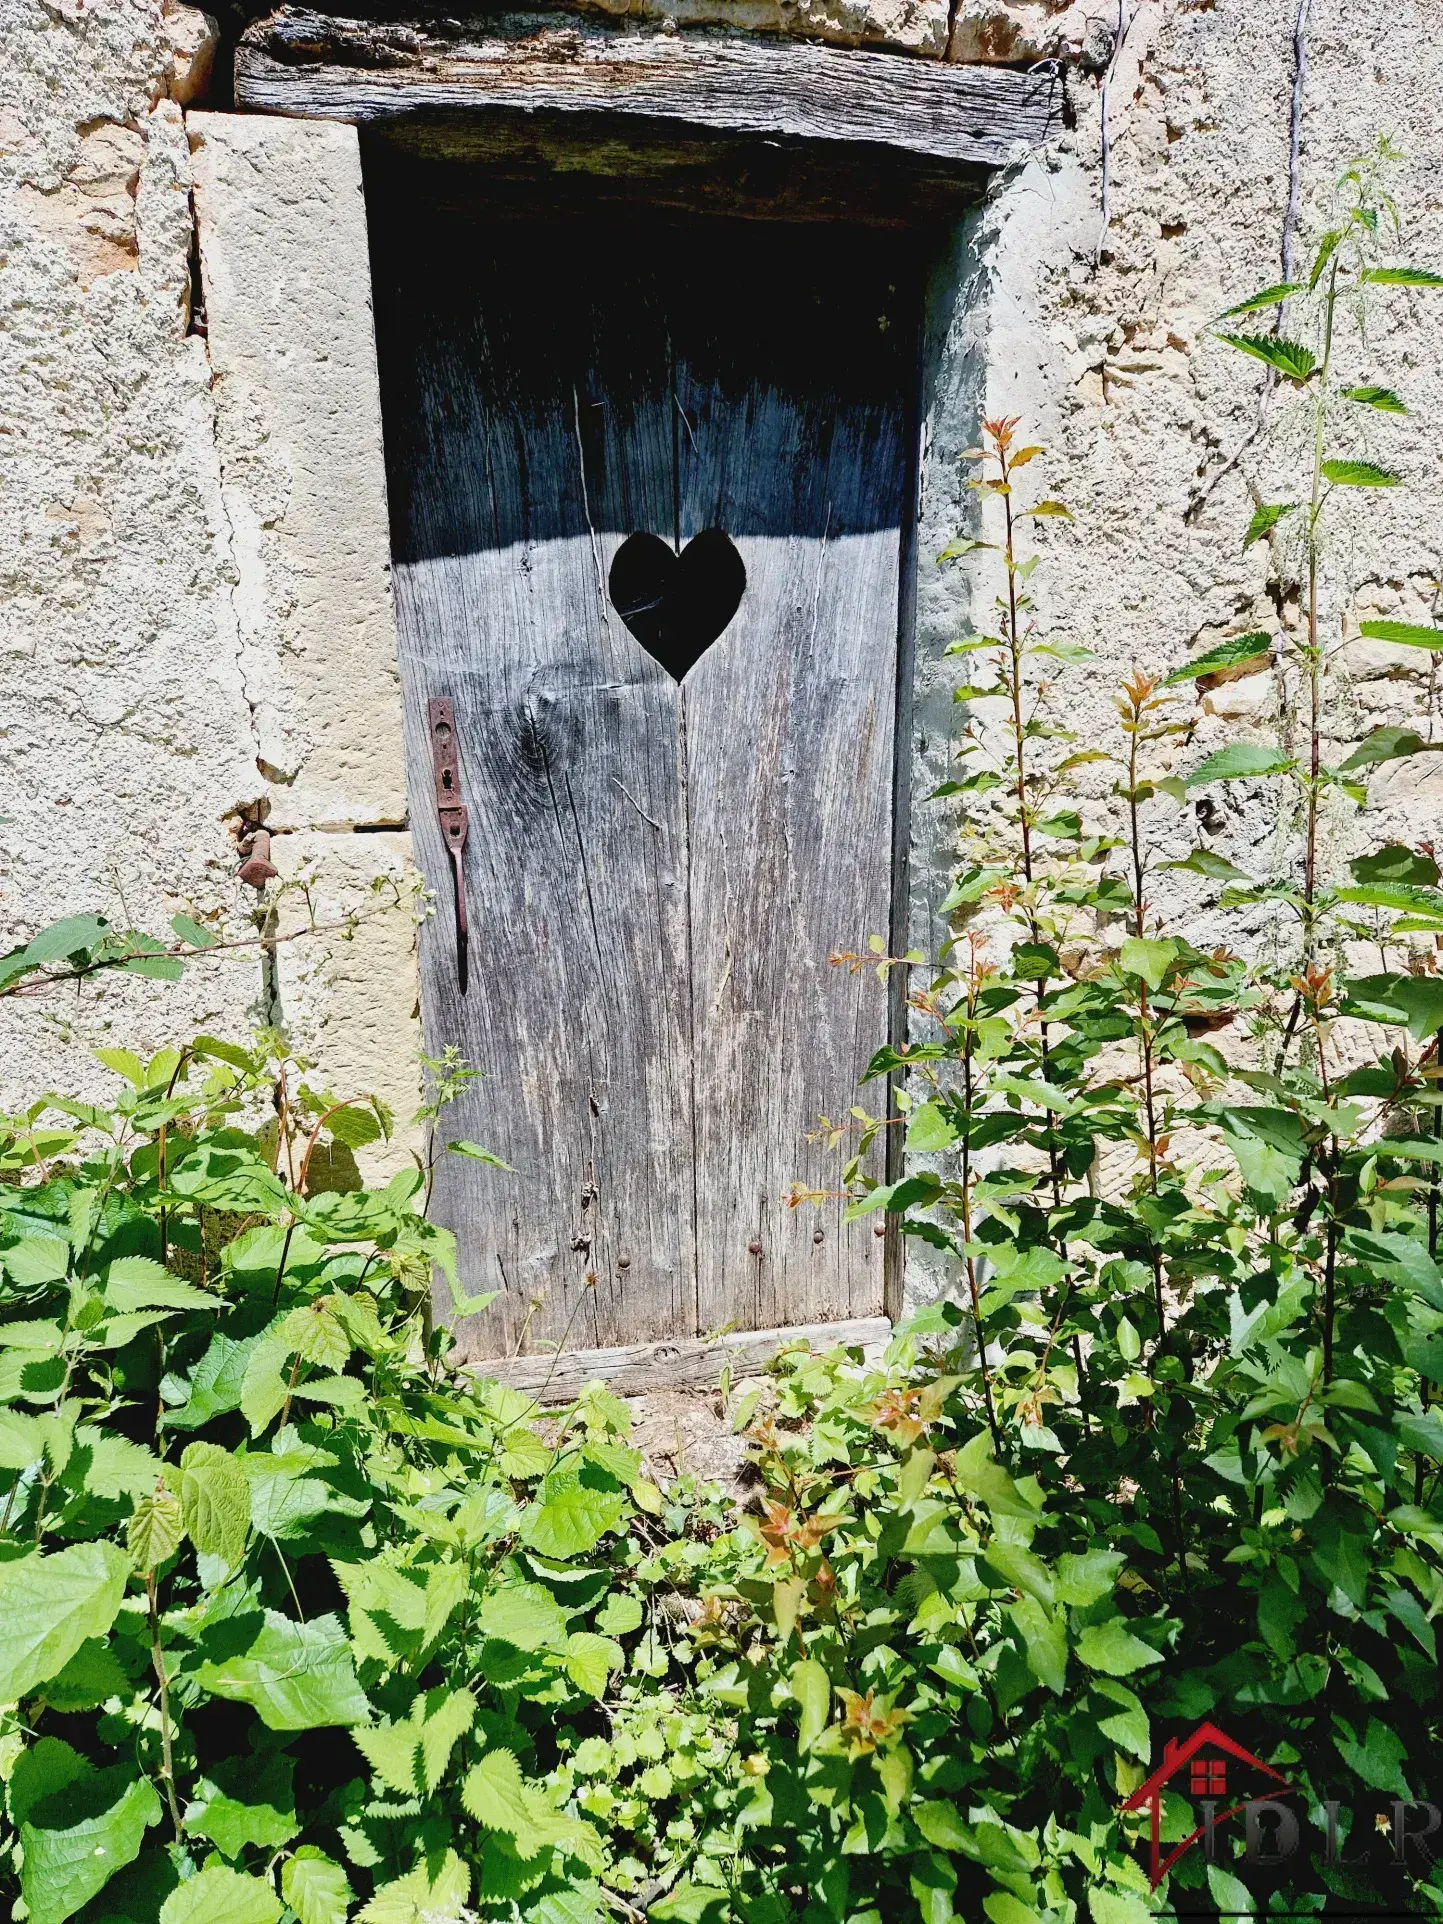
[1216, 282, 1303, 317]
[282, 1849, 352, 1924]
[159, 1866, 282, 1924]
[1010, 1595, 1067, 1694]
[951, 1430, 1036, 1519]
[1350, 844, 1440, 888]
[522, 1472, 625, 1559]
[447, 1139, 514, 1170]
[1205, 1867, 1253, 1919]
[1119, 937, 1177, 992]
[1076, 1619, 1162, 1675]
[984, 1897, 1041, 1924]
[353, 1718, 423, 1797]
[21, 1768, 161, 1924]
[72, 1429, 164, 1500]
[417, 1686, 476, 1793]
[184, 1753, 297, 1858]
[1362, 264, 1443, 287]
[105, 1257, 219, 1314]
[128, 1486, 185, 1572]
[1321, 458, 1400, 487]
[1242, 504, 1297, 548]
[1055, 1549, 1125, 1606]
[983, 1540, 1054, 1605]
[40, 1639, 130, 1712]
[1339, 725, 1440, 773]
[0, 1541, 130, 1702]
[357, 1850, 469, 1924]
[1215, 332, 1316, 381]
[913, 1799, 971, 1849]
[1187, 742, 1293, 786]
[904, 1100, 958, 1153]
[791, 1658, 830, 1750]
[10, 1738, 89, 1824]
[1164, 847, 1252, 882]
[162, 1333, 259, 1431]
[1334, 1717, 1409, 1796]
[1, 1235, 70, 1286]
[1343, 384, 1406, 412]
[195, 1610, 369, 1729]
[461, 1747, 538, 1836]
[563, 1631, 622, 1697]
[179, 1441, 250, 1567]
[94, 1048, 146, 1086]
[14, 916, 110, 969]
[171, 913, 217, 948]
[1358, 618, 1443, 651]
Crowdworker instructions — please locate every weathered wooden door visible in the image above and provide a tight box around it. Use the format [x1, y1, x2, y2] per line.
[370, 208, 916, 1356]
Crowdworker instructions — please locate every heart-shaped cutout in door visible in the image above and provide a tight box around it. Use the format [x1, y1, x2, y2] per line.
[609, 529, 747, 681]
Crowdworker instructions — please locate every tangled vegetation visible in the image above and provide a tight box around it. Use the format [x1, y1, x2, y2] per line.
[3, 143, 1443, 1924]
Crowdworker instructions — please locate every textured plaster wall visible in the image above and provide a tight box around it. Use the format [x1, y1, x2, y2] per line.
[0, 2, 420, 1164]
[4, 0, 1443, 1270]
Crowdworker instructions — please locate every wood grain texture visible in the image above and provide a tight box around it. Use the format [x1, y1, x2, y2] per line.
[674, 241, 911, 1332]
[473, 1315, 892, 1402]
[374, 218, 697, 1355]
[368, 194, 911, 1353]
[239, 9, 1061, 171]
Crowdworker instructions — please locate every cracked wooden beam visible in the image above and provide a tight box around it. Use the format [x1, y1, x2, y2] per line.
[236, 9, 1062, 174]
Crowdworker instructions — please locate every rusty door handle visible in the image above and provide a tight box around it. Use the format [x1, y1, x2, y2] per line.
[428, 697, 470, 996]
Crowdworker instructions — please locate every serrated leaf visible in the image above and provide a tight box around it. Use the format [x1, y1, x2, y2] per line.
[476, 1581, 569, 1652]
[1217, 281, 1303, 317]
[1076, 1619, 1163, 1675]
[1339, 725, 1441, 773]
[1216, 333, 1317, 381]
[1119, 937, 1178, 992]
[1165, 633, 1271, 684]
[1187, 742, 1293, 786]
[0, 1541, 131, 1701]
[1024, 500, 1072, 518]
[418, 1686, 476, 1792]
[563, 1631, 623, 1697]
[21, 1768, 161, 1924]
[357, 1849, 468, 1924]
[1343, 384, 1406, 412]
[159, 1866, 282, 1924]
[94, 1048, 146, 1087]
[1362, 265, 1443, 287]
[447, 1138, 513, 1170]
[184, 1753, 298, 1858]
[353, 1718, 423, 1797]
[521, 1473, 624, 1559]
[179, 1441, 250, 1567]
[0, 1235, 70, 1286]
[105, 1256, 220, 1314]
[1165, 847, 1252, 882]
[128, 1486, 185, 1571]
[163, 1333, 259, 1431]
[1055, 1548, 1125, 1607]
[195, 1610, 369, 1730]
[1358, 618, 1443, 651]
[283, 1849, 352, 1924]
[1242, 503, 1297, 548]
[1321, 458, 1400, 486]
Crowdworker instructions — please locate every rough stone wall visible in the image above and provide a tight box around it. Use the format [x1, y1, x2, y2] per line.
[4, 0, 1442, 1249]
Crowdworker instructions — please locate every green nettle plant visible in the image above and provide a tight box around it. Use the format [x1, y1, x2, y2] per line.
[0, 1035, 733, 1924]
[8, 138, 1443, 1924]
[667, 144, 1443, 1920]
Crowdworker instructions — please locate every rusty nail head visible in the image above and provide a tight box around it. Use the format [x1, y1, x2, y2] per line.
[238, 827, 278, 889]
[812, 1229, 825, 1245]
[617, 1254, 631, 1269]
[747, 1240, 763, 1257]
[873, 1222, 887, 1238]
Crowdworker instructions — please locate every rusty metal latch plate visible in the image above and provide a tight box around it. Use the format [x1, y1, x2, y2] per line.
[428, 696, 470, 995]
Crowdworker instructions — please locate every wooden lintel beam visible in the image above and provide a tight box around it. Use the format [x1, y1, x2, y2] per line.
[471, 1315, 892, 1404]
[237, 9, 1062, 172]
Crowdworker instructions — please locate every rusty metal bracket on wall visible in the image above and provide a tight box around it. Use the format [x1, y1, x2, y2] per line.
[428, 697, 470, 995]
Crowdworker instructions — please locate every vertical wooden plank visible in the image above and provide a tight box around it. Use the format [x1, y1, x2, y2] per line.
[677, 227, 914, 1333]
[371, 212, 696, 1355]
